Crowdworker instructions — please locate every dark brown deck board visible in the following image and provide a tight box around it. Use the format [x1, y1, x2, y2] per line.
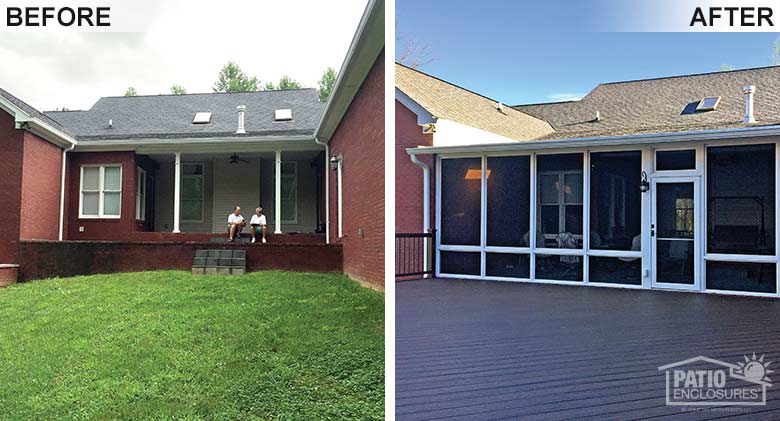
[396, 279, 780, 420]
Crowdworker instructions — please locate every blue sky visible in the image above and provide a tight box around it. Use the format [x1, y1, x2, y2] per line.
[396, 0, 780, 105]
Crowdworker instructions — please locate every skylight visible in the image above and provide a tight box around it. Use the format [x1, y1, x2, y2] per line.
[274, 109, 293, 121]
[192, 112, 212, 124]
[696, 96, 721, 112]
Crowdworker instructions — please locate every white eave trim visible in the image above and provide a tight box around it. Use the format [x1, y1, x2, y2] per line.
[314, 0, 384, 142]
[395, 88, 436, 126]
[407, 124, 780, 155]
[0, 96, 77, 148]
[74, 134, 322, 153]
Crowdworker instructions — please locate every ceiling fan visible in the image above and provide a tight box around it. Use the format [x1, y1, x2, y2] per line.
[229, 153, 250, 164]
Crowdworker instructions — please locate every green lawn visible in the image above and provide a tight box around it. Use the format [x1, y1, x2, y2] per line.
[0, 271, 384, 420]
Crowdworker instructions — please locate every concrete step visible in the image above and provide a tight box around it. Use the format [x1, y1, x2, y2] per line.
[192, 249, 246, 275]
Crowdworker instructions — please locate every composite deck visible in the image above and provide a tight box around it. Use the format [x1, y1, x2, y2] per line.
[396, 279, 780, 420]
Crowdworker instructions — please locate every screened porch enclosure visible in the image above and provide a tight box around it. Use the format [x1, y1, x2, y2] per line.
[434, 140, 780, 297]
[139, 150, 325, 235]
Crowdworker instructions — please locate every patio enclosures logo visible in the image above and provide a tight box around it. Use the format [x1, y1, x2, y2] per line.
[659, 355, 773, 406]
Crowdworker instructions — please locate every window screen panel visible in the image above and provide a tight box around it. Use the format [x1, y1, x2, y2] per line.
[707, 144, 775, 255]
[440, 158, 482, 246]
[486, 156, 530, 247]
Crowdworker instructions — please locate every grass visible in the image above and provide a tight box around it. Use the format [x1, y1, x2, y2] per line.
[0, 271, 384, 420]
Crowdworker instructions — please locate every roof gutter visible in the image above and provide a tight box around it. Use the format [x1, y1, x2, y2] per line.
[314, 0, 384, 142]
[74, 134, 320, 153]
[407, 124, 780, 156]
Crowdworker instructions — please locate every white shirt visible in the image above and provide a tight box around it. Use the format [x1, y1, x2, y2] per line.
[228, 213, 244, 224]
[250, 214, 267, 225]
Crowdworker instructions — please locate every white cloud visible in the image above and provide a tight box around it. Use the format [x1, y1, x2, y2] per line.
[547, 93, 584, 102]
[0, 0, 368, 110]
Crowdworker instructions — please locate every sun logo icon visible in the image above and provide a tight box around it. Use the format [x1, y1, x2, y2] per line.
[734, 353, 773, 384]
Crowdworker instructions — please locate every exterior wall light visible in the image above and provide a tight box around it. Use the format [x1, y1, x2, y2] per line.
[330, 154, 343, 171]
[640, 171, 650, 193]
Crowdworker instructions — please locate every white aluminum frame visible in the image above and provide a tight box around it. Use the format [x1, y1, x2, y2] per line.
[650, 176, 702, 291]
[433, 138, 780, 298]
[79, 164, 122, 219]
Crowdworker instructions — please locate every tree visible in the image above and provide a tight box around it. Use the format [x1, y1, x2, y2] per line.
[264, 75, 303, 91]
[213, 61, 259, 93]
[170, 84, 187, 95]
[317, 67, 338, 102]
[124, 87, 138, 97]
[772, 36, 780, 65]
[721, 64, 736, 71]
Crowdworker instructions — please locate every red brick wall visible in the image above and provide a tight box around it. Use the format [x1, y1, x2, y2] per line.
[0, 111, 23, 265]
[67, 151, 139, 240]
[17, 241, 343, 282]
[0, 267, 17, 286]
[20, 132, 63, 240]
[395, 100, 434, 234]
[328, 50, 385, 288]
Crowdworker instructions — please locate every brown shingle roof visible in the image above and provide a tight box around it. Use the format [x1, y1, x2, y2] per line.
[395, 63, 554, 141]
[514, 65, 780, 140]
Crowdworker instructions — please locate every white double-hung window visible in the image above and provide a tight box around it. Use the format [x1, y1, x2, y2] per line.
[80, 165, 122, 218]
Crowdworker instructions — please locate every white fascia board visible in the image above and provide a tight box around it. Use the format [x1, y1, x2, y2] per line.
[74, 135, 322, 154]
[433, 119, 521, 147]
[408, 124, 780, 155]
[395, 88, 436, 126]
[0, 95, 77, 148]
[314, 0, 384, 142]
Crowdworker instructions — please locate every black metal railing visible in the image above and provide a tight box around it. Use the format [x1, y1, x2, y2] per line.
[395, 231, 435, 278]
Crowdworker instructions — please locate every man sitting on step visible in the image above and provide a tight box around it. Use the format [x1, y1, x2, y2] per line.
[250, 207, 267, 244]
[227, 206, 246, 242]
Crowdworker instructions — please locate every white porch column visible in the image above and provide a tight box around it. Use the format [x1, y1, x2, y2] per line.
[274, 150, 282, 234]
[173, 152, 181, 233]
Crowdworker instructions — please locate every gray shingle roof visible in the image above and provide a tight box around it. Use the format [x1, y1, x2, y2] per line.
[0, 87, 71, 134]
[514, 66, 780, 140]
[45, 89, 324, 141]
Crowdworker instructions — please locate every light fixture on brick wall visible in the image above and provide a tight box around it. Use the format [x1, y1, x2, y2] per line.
[330, 154, 343, 171]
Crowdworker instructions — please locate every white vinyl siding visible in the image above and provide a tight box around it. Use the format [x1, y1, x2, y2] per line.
[212, 158, 261, 232]
[80, 165, 122, 218]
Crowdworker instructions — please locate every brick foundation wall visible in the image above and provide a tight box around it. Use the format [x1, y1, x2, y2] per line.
[20, 132, 64, 241]
[327, 50, 385, 289]
[395, 100, 434, 234]
[0, 267, 18, 287]
[18, 241, 343, 282]
[67, 151, 138, 241]
[0, 111, 23, 267]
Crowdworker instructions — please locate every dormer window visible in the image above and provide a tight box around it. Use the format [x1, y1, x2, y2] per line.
[274, 109, 292, 121]
[192, 112, 212, 124]
[696, 96, 721, 112]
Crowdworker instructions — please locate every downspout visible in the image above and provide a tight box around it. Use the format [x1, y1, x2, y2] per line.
[58, 143, 76, 241]
[314, 137, 330, 244]
[410, 154, 431, 275]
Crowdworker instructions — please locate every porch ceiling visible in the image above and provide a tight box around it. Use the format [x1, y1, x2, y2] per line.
[145, 149, 322, 162]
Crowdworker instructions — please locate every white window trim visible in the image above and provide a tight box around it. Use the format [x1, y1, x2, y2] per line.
[280, 161, 298, 224]
[136, 167, 147, 221]
[180, 163, 205, 223]
[79, 164, 122, 219]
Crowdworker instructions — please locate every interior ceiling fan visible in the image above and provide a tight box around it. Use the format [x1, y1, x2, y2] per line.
[229, 153, 250, 164]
